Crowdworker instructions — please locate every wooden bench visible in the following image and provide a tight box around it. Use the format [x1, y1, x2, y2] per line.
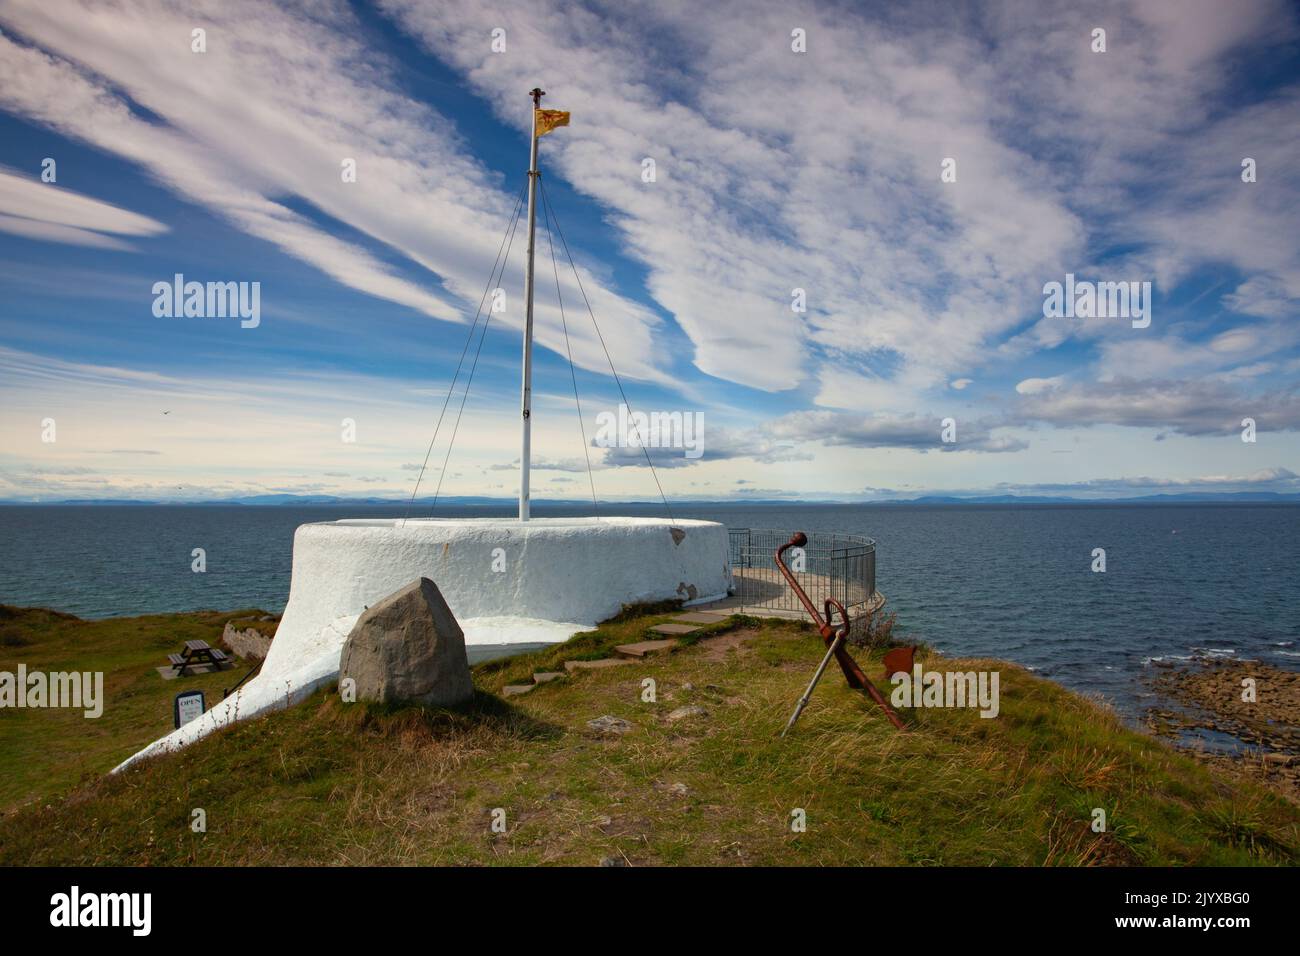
[167, 640, 234, 676]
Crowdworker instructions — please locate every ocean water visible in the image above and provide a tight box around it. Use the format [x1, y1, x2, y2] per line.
[1, 502, 1296, 719]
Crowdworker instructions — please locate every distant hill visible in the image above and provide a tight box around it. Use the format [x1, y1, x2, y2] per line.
[893, 492, 1300, 505]
[3, 492, 1299, 506]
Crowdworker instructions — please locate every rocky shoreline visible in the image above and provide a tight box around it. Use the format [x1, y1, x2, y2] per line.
[1145, 658, 1300, 802]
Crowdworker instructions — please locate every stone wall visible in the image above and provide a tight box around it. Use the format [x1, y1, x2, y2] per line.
[221, 620, 274, 660]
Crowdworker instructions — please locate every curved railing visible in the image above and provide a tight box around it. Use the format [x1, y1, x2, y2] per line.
[726, 528, 878, 617]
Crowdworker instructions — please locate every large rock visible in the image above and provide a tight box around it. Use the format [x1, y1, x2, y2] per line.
[339, 578, 474, 707]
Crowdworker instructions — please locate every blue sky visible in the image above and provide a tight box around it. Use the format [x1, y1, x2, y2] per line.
[1, 0, 1299, 502]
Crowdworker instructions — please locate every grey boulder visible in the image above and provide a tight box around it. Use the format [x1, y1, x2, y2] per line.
[339, 578, 474, 707]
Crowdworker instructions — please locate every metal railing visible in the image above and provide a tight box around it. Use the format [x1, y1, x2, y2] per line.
[223, 656, 263, 699]
[726, 528, 877, 621]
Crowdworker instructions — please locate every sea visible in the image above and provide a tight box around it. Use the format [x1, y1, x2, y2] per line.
[1, 502, 1297, 722]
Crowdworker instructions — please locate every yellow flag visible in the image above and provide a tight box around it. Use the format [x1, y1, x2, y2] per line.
[534, 109, 570, 138]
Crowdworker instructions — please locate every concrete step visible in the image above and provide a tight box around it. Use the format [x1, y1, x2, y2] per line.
[672, 611, 730, 625]
[649, 622, 701, 636]
[564, 658, 634, 673]
[502, 684, 536, 697]
[614, 638, 679, 658]
[690, 599, 742, 613]
[532, 671, 565, 684]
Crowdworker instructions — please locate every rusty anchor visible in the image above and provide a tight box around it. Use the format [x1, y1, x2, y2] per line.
[776, 531, 906, 735]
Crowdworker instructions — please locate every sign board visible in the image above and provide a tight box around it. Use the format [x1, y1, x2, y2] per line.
[174, 690, 206, 728]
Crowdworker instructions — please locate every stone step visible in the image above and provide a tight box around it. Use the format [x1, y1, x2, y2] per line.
[564, 658, 634, 673]
[649, 622, 701, 636]
[532, 671, 565, 684]
[672, 611, 730, 625]
[614, 638, 679, 658]
[502, 684, 536, 697]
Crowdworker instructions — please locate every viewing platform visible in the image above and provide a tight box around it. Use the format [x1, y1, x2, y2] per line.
[709, 528, 885, 630]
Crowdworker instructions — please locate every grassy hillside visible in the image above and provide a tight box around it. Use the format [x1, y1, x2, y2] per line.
[0, 605, 262, 808]
[0, 605, 1296, 866]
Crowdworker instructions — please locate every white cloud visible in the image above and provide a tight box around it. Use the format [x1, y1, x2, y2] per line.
[1224, 276, 1297, 319]
[1013, 377, 1300, 435]
[380, 0, 1300, 411]
[766, 408, 1027, 453]
[0, 166, 167, 249]
[0, 2, 668, 383]
[0, 343, 713, 500]
[381, 0, 1085, 397]
[1015, 376, 1065, 395]
[596, 424, 812, 469]
[2, 1, 1298, 499]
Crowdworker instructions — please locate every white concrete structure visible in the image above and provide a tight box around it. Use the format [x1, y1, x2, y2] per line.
[115, 516, 730, 771]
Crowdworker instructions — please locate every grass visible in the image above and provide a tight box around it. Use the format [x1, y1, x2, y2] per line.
[0, 604, 1297, 866]
[0, 604, 263, 808]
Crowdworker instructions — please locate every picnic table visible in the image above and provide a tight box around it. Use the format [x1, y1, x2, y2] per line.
[166, 639, 233, 676]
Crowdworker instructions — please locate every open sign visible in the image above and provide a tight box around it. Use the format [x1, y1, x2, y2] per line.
[174, 689, 206, 728]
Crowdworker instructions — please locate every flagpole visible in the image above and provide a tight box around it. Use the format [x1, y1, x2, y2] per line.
[519, 87, 543, 521]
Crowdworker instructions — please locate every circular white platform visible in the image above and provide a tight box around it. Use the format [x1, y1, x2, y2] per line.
[117, 516, 731, 771]
[266, 516, 731, 672]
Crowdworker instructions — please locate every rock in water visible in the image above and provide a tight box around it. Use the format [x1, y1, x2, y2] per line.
[339, 578, 474, 707]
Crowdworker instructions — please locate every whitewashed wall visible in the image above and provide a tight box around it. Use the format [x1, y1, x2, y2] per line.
[115, 517, 730, 771]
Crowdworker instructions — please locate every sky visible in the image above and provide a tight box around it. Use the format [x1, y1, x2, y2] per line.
[1, 0, 1298, 503]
